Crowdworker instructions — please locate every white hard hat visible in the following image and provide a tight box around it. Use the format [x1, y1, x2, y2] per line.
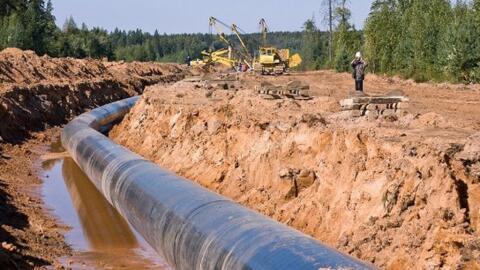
[355, 52, 362, 58]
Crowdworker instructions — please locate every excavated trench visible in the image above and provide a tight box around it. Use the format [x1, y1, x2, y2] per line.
[40, 140, 169, 269]
[0, 48, 189, 268]
[110, 80, 480, 269]
[61, 96, 371, 269]
[1, 48, 479, 269]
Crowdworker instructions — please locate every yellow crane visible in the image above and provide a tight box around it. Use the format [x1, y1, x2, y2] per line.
[259, 18, 268, 46]
[199, 48, 236, 67]
[209, 17, 234, 51]
[209, 17, 253, 69]
[194, 17, 252, 70]
[230, 23, 254, 68]
[254, 18, 302, 75]
[190, 17, 236, 69]
[192, 17, 301, 74]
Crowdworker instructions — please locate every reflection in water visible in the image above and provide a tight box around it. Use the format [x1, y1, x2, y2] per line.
[41, 140, 169, 269]
[62, 158, 138, 250]
[41, 140, 64, 171]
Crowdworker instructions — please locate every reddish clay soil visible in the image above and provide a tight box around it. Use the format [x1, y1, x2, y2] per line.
[0, 48, 188, 269]
[111, 71, 480, 269]
[0, 128, 71, 269]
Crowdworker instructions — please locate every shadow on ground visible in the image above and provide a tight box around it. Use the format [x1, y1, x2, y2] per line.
[0, 180, 49, 269]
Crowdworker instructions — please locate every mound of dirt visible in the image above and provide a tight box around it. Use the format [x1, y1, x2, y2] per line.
[0, 48, 189, 143]
[410, 112, 451, 129]
[111, 81, 480, 269]
[104, 61, 186, 92]
[0, 48, 111, 89]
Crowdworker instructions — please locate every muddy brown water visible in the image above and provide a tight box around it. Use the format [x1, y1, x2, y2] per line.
[41, 140, 170, 269]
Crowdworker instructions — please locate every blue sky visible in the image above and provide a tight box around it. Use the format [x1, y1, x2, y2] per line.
[51, 0, 373, 34]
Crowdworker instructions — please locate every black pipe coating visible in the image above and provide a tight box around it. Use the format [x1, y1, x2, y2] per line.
[61, 96, 374, 270]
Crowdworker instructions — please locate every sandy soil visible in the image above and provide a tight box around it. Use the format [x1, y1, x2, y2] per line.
[111, 71, 480, 269]
[0, 48, 187, 269]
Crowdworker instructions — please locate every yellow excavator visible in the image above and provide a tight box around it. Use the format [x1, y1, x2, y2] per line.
[254, 18, 302, 75]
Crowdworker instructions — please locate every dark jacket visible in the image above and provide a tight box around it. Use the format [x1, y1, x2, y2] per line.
[351, 59, 368, 81]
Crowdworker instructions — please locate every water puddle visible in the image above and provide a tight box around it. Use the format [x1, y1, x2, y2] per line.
[41, 140, 170, 269]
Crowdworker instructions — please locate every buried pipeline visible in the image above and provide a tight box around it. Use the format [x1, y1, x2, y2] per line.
[61, 96, 373, 270]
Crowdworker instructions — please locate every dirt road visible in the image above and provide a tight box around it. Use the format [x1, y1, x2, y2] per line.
[111, 71, 480, 269]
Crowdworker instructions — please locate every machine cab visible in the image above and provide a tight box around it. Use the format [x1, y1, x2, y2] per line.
[259, 47, 278, 64]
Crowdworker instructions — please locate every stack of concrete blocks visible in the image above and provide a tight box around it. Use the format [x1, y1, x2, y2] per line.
[340, 94, 409, 117]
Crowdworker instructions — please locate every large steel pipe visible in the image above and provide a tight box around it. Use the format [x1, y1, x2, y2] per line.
[61, 96, 373, 270]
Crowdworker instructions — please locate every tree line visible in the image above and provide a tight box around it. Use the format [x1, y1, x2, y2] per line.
[364, 0, 480, 83]
[1, 0, 479, 83]
[0, 0, 310, 64]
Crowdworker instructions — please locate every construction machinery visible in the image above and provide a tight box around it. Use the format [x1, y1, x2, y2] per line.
[190, 17, 236, 69]
[198, 48, 236, 68]
[195, 17, 301, 75]
[230, 23, 254, 68]
[190, 47, 236, 69]
[253, 19, 302, 75]
[195, 17, 253, 70]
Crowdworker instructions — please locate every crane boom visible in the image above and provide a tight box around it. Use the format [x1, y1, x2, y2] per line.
[255, 18, 302, 75]
[196, 17, 301, 74]
[209, 17, 233, 48]
[209, 16, 253, 68]
[230, 24, 253, 65]
[259, 18, 268, 46]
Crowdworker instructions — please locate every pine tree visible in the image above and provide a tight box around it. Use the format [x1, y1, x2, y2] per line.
[0, 0, 25, 17]
[300, 18, 325, 70]
[63, 16, 78, 33]
[333, 0, 360, 72]
[467, 0, 480, 82]
[364, 0, 400, 73]
[322, 0, 337, 64]
[437, 1, 474, 81]
[24, 0, 45, 54]
[42, 0, 57, 55]
[2, 13, 25, 48]
[406, 0, 451, 81]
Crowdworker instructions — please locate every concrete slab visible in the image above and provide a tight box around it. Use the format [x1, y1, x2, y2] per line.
[339, 93, 409, 117]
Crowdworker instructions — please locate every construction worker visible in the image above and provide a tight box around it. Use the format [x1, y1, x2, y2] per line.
[185, 55, 191, 66]
[351, 52, 368, 92]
